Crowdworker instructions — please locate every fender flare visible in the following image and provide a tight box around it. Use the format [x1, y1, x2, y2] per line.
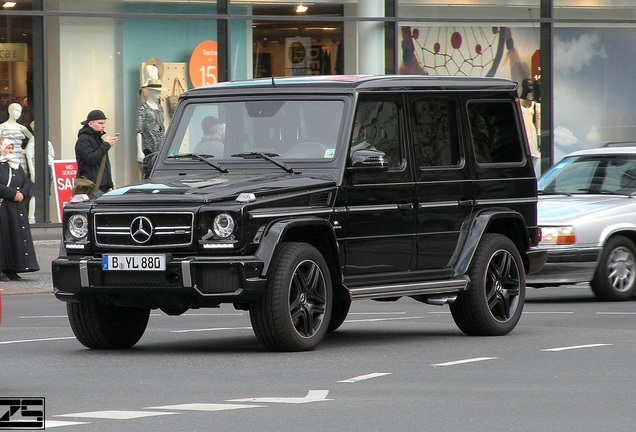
[453, 209, 529, 277]
[255, 217, 340, 277]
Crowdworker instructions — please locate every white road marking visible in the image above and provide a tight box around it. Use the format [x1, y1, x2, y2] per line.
[228, 390, 332, 404]
[348, 312, 406, 315]
[338, 372, 392, 383]
[182, 313, 245, 316]
[596, 312, 636, 315]
[542, 343, 612, 352]
[0, 336, 75, 345]
[56, 410, 178, 420]
[522, 311, 574, 314]
[44, 420, 90, 428]
[19, 315, 67, 319]
[170, 326, 252, 333]
[432, 357, 498, 367]
[344, 316, 427, 323]
[146, 403, 265, 411]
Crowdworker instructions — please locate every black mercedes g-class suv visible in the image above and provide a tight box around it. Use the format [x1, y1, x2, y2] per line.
[53, 75, 546, 352]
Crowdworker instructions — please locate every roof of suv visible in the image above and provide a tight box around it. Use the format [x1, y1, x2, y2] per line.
[186, 75, 518, 96]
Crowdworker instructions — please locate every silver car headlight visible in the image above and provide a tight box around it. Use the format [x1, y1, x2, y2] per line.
[540, 226, 575, 245]
[68, 213, 89, 239]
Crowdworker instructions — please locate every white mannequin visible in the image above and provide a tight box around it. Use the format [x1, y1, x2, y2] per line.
[0, 103, 35, 223]
[142, 64, 160, 87]
[136, 85, 164, 163]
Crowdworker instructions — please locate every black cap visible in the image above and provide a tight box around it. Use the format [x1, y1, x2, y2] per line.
[81, 109, 107, 125]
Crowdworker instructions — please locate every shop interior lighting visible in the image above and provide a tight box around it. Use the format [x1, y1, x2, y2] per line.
[3, 2, 17, 7]
[295, 2, 308, 14]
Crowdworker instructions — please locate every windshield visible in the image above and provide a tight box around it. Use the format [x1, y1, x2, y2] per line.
[538, 154, 636, 195]
[166, 98, 345, 161]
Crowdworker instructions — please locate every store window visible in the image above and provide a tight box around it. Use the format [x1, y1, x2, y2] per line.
[252, 4, 344, 77]
[0, 11, 40, 223]
[552, 25, 636, 162]
[45, 3, 247, 223]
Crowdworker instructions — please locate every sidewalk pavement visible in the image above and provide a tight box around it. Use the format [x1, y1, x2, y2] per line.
[0, 225, 62, 296]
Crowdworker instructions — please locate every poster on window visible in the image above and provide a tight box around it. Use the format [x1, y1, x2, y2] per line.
[52, 159, 78, 223]
[285, 37, 311, 76]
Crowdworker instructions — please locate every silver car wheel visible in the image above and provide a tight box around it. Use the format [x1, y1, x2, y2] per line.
[592, 235, 636, 301]
[607, 246, 635, 293]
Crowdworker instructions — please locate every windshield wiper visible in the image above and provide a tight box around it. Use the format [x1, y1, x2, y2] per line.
[231, 152, 295, 174]
[167, 153, 228, 173]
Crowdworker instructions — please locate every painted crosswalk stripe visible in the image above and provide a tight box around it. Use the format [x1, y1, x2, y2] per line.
[56, 410, 177, 420]
[338, 372, 392, 383]
[542, 343, 612, 352]
[146, 403, 264, 411]
[432, 357, 498, 367]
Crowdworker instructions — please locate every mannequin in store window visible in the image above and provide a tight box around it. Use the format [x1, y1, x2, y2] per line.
[136, 79, 165, 169]
[519, 78, 541, 176]
[143, 63, 160, 87]
[0, 103, 36, 223]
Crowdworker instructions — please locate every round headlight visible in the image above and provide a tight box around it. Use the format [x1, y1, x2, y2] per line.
[213, 213, 235, 239]
[68, 214, 89, 239]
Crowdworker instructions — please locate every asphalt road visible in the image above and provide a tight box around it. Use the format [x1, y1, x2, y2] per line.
[2, 286, 636, 432]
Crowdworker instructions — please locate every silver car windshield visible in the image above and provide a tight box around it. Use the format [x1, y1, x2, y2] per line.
[539, 154, 636, 195]
[166, 99, 345, 161]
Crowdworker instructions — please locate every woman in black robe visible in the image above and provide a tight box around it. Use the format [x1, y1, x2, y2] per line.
[0, 138, 39, 281]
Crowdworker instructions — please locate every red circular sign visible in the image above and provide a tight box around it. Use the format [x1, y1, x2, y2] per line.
[189, 40, 218, 87]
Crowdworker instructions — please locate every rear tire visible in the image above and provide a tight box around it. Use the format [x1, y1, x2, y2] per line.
[67, 300, 149, 349]
[249, 242, 332, 351]
[591, 235, 636, 301]
[450, 234, 525, 336]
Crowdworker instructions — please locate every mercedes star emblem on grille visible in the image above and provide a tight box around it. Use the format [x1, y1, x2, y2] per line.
[130, 216, 154, 244]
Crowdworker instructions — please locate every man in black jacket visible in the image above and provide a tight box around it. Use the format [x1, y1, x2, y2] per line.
[75, 109, 118, 197]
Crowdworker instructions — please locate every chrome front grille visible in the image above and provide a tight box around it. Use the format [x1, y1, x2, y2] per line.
[94, 212, 194, 248]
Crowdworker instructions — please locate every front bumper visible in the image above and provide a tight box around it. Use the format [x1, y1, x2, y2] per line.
[526, 246, 601, 286]
[52, 254, 267, 308]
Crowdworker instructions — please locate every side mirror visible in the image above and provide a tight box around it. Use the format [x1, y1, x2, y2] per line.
[141, 152, 158, 179]
[347, 149, 389, 172]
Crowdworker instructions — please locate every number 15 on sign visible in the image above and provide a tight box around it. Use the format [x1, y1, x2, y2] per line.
[190, 40, 218, 87]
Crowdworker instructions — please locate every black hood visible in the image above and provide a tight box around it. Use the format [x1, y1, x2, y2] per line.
[96, 171, 336, 204]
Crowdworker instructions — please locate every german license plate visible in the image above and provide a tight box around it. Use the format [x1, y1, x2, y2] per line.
[102, 254, 166, 271]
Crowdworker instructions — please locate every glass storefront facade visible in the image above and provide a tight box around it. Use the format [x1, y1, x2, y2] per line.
[0, 0, 634, 225]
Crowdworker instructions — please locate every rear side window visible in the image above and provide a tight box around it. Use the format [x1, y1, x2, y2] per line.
[410, 97, 460, 167]
[467, 100, 524, 164]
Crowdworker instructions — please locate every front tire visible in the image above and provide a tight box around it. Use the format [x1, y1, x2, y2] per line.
[450, 234, 525, 336]
[591, 235, 636, 301]
[67, 300, 150, 349]
[249, 242, 332, 352]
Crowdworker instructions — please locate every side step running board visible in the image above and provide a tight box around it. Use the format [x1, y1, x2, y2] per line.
[345, 276, 469, 301]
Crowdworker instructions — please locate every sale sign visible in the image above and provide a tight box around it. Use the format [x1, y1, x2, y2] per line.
[189, 40, 218, 87]
[52, 159, 78, 222]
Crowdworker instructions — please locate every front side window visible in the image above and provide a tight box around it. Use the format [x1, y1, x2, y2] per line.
[167, 98, 345, 160]
[468, 100, 524, 164]
[351, 98, 402, 168]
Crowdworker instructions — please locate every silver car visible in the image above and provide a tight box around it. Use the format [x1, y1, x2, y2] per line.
[527, 147, 636, 300]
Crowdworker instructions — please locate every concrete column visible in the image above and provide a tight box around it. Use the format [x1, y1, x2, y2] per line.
[357, 0, 385, 74]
